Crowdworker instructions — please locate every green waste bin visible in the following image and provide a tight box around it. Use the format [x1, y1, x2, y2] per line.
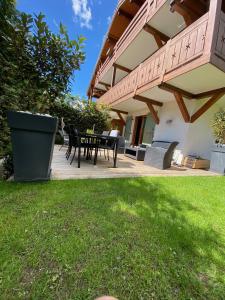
[7, 111, 58, 182]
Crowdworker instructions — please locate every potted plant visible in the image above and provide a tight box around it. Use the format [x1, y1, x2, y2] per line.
[210, 109, 225, 174]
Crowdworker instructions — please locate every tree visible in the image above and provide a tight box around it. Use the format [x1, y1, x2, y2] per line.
[0, 0, 85, 157]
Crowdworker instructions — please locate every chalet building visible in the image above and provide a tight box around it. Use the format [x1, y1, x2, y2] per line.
[87, 0, 225, 164]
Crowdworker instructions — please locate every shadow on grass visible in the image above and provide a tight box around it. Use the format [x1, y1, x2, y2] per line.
[0, 177, 225, 299]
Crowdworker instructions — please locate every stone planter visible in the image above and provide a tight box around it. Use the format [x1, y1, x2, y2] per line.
[210, 144, 225, 175]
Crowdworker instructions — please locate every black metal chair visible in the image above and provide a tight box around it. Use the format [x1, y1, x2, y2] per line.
[98, 130, 120, 161]
[144, 141, 179, 170]
[58, 128, 69, 151]
[70, 129, 99, 168]
[65, 125, 75, 160]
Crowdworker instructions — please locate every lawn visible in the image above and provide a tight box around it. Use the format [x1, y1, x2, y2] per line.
[0, 177, 225, 299]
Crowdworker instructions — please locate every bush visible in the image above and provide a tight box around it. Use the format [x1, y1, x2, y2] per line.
[50, 100, 110, 134]
[2, 151, 14, 180]
[212, 109, 225, 144]
[0, 0, 85, 159]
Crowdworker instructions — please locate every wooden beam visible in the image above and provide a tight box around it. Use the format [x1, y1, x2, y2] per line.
[93, 87, 105, 93]
[129, 0, 142, 8]
[195, 87, 225, 99]
[134, 95, 163, 107]
[170, 0, 199, 26]
[111, 65, 116, 87]
[111, 108, 128, 115]
[146, 103, 160, 124]
[99, 81, 111, 91]
[118, 9, 133, 21]
[154, 34, 164, 48]
[159, 83, 194, 99]
[143, 24, 170, 44]
[117, 112, 126, 126]
[113, 63, 132, 73]
[190, 92, 225, 123]
[174, 92, 190, 122]
[107, 34, 119, 44]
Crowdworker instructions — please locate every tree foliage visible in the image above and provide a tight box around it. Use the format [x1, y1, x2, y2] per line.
[50, 99, 110, 134]
[0, 0, 85, 157]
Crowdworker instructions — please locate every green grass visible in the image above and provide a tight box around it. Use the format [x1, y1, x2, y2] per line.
[0, 177, 225, 299]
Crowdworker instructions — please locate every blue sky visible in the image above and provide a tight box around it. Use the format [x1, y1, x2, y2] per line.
[16, 0, 117, 98]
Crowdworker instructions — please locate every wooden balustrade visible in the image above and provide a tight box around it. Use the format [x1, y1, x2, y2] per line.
[165, 13, 208, 74]
[96, 0, 167, 85]
[214, 11, 225, 62]
[98, 13, 211, 106]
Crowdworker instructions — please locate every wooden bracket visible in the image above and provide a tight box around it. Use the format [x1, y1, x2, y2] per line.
[195, 87, 225, 99]
[191, 92, 225, 123]
[170, 0, 201, 26]
[134, 95, 163, 107]
[99, 81, 111, 91]
[117, 112, 126, 126]
[174, 92, 190, 122]
[159, 83, 194, 99]
[146, 102, 160, 124]
[111, 108, 128, 115]
[113, 63, 132, 73]
[143, 24, 170, 48]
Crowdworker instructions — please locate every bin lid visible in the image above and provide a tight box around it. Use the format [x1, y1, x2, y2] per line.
[7, 111, 58, 133]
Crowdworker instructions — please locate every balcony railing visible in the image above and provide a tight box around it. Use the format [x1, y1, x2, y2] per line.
[98, 13, 209, 106]
[214, 11, 225, 62]
[96, 0, 167, 84]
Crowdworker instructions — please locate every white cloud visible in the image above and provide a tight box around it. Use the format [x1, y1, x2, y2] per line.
[107, 16, 112, 25]
[71, 0, 92, 29]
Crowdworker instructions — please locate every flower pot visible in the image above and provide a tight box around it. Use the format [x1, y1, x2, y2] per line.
[210, 144, 225, 175]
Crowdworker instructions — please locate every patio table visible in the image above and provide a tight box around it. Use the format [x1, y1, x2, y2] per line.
[78, 132, 119, 168]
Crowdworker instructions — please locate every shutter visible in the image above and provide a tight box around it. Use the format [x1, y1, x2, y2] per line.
[124, 116, 132, 141]
[142, 114, 155, 144]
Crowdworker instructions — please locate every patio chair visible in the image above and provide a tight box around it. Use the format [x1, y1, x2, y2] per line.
[144, 141, 179, 170]
[58, 128, 69, 151]
[98, 130, 120, 161]
[70, 128, 98, 168]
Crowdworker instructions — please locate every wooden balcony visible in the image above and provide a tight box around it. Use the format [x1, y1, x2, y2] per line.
[95, 0, 169, 88]
[97, 5, 225, 113]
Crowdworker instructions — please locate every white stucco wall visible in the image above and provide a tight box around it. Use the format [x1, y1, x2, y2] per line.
[153, 96, 225, 164]
[123, 95, 225, 164]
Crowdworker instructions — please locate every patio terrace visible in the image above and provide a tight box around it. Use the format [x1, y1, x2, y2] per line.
[51, 145, 217, 180]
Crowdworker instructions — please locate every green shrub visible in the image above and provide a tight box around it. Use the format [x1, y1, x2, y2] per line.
[212, 110, 225, 144]
[0, 0, 85, 159]
[50, 100, 110, 134]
